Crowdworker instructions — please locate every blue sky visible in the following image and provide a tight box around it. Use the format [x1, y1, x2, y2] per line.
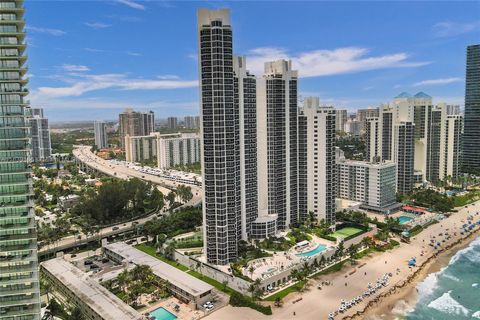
[25, 0, 480, 122]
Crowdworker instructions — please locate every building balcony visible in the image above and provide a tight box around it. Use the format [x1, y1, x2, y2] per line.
[0, 295, 39, 309]
[0, 19, 25, 29]
[0, 78, 28, 85]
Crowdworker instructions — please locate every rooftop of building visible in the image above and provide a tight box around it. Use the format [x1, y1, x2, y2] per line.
[337, 159, 396, 168]
[41, 258, 143, 320]
[104, 243, 213, 297]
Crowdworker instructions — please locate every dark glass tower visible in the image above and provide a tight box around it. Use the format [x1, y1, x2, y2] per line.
[198, 9, 241, 265]
[463, 44, 480, 174]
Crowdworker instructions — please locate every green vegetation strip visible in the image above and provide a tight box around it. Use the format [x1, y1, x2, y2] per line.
[134, 244, 189, 271]
[264, 280, 306, 301]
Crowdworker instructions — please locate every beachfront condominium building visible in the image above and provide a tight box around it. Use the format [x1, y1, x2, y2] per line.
[395, 121, 415, 194]
[298, 98, 336, 224]
[124, 132, 200, 169]
[336, 151, 397, 213]
[198, 9, 242, 264]
[29, 108, 52, 162]
[184, 115, 200, 129]
[93, 120, 108, 149]
[0, 1, 41, 319]
[234, 56, 267, 240]
[335, 109, 347, 132]
[426, 105, 464, 183]
[167, 116, 178, 129]
[463, 44, 480, 174]
[257, 59, 299, 230]
[118, 108, 155, 147]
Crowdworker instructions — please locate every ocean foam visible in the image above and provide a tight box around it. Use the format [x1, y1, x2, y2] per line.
[391, 299, 415, 316]
[442, 273, 460, 282]
[472, 311, 480, 319]
[427, 290, 469, 316]
[449, 236, 480, 265]
[416, 267, 444, 299]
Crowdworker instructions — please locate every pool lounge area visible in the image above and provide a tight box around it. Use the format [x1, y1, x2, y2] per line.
[296, 244, 327, 257]
[148, 307, 177, 320]
[398, 215, 414, 224]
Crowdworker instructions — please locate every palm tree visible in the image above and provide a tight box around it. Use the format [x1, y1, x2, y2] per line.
[248, 265, 255, 279]
[274, 296, 283, 307]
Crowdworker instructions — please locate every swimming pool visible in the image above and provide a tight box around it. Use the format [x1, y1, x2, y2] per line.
[398, 216, 414, 224]
[149, 307, 177, 320]
[296, 244, 327, 257]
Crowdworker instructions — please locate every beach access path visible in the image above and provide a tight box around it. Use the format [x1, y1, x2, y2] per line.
[204, 200, 480, 320]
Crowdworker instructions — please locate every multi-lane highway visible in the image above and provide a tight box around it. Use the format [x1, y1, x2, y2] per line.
[39, 146, 202, 257]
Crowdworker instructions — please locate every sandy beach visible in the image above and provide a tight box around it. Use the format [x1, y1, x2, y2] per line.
[204, 200, 480, 320]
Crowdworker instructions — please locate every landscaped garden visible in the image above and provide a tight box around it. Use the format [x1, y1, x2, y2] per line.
[103, 264, 170, 309]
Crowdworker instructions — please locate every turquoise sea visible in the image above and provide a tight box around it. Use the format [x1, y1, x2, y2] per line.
[405, 236, 480, 320]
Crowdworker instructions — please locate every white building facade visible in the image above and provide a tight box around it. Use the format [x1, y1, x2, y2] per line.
[93, 120, 108, 149]
[298, 98, 337, 224]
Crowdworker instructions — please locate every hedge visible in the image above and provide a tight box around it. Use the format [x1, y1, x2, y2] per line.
[229, 292, 272, 315]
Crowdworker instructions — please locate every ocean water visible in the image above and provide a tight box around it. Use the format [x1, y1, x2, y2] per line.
[405, 236, 480, 320]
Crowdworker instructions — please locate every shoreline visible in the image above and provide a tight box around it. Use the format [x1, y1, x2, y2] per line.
[344, 228, 480, 320]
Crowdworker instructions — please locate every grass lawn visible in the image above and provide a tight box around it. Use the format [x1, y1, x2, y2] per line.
[134, 243, 189, 272]
[264, 280, 306, 301]
[187, 270, 238, 295]
[331, 227, 363, 239]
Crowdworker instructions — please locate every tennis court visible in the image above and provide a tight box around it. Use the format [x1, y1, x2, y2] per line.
[331, 227, 363, 239]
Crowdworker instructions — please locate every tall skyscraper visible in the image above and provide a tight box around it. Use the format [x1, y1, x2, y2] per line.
[395, 122, 415, 194]
[257, 60, 299, 230]
[0, 1, 41, 318]
[365, 117, 380, 162]
[426, 105, 463, 183]
[167, 116, 178, 129]
[93, 120, 108, 149]
[234, 56, 261, 240]
[118, 108, 154, 147]
[29, 108, 52, 162]
[335, 109, 348, 132]
[198, 9, 242, 265]
[298, 98, 336, 224]
[184, 115, 200, 129]
[463, 44, 480, 174]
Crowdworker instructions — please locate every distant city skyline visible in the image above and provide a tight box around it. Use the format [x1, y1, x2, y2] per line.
[25, 1, 478, 121]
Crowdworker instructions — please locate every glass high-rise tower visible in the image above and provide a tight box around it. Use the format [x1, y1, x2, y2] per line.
[0, 1, 41, 319]
[463, 44, 480, 174]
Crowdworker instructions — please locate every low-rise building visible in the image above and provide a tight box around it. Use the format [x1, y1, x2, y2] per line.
[124, 133, 200, 169]
[41, 258, 143, 320]
[58, 194, 80, 209]
[103, 243, 213, 308]
[337, 151, 400, 214]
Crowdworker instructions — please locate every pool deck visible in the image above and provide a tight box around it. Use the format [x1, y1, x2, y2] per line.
[143, 297, 204, 320]
[244, 236, 335, 281]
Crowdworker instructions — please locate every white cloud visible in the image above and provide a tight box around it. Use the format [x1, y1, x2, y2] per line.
[30, 73, 198, 99]
[433, 21, 480, 38]
[127, 52, 142, 56]
[246, 47, 429, 77]
[116, 0, 146, 10]
[62, 64, 90, 72]
[84, 22, 112, 29]
[413, 77, 463, 86]
[157, 75, 180, 80]
[26, 26, 66, 36]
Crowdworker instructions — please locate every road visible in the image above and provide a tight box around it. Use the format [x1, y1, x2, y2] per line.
[39, 146, 202, 257]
